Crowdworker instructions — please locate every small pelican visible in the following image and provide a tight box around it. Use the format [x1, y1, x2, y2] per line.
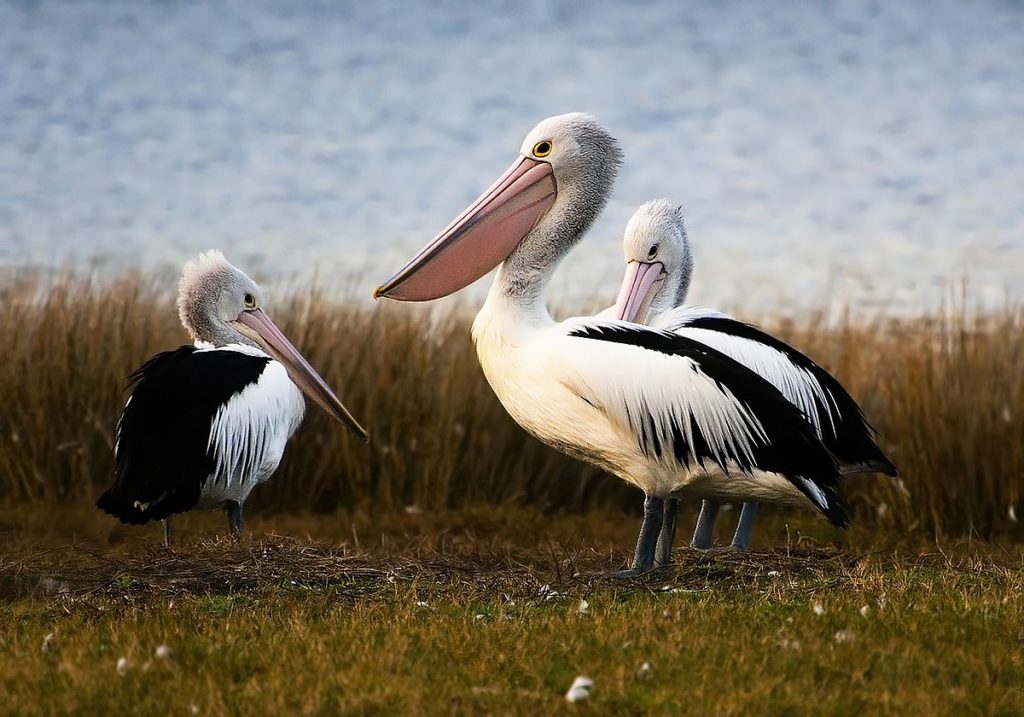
[374, 114, 846, 576]
[609, 199, 897, 557]
[97, 251, 367, 545]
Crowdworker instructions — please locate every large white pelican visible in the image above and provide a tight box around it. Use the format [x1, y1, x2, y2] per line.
[97, 251, 368, 545]
[374, 114, 845, 576]
[608, 199, 897, 557]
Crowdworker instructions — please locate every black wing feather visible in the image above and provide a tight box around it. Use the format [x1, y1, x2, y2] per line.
[96, 347, 270, 525]
[569, 324, 848, 527]
[683, 316, 897, 476]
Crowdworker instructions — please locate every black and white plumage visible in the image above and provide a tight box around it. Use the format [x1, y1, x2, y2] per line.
[566, 322, 848, 526]
[99, 345, 300, 524]
[654, 309, 895, 476]
[97, 251, 367, 545]
[609, 199, 896, 556]
[373, 114, 849, 576]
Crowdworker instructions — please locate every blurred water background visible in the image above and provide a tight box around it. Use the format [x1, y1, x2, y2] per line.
[2, 0, 1022, 314]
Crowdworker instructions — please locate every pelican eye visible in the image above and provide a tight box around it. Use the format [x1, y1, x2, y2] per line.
[647, 245, 659, 260]
[532, 140, 552, 158]
[243, 293, 256, 308]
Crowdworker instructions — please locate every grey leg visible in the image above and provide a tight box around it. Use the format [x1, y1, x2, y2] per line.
[612, 494, 664, 578]
[226, 501, 244, 536]
[654, 498, 678, 567]
[163, 517, 173, 548]
[730, 502, 759, 550]
[690, 500, 720, 549]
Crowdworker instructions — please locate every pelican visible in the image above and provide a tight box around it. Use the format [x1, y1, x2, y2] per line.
[97, 251, 368, 545]
[374, 113, 847, 576]
[608, 199, 897, 557]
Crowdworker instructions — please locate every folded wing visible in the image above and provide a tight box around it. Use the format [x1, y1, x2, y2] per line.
[97, 347, 273, 524]
[654, 306, 897, 476]
[561, 320, 847, 525]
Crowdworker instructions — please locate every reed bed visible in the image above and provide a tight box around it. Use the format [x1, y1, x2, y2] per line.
[0, 274, 1021, 540]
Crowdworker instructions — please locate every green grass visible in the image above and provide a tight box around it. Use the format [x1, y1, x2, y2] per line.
[2, 508, 1022, 715]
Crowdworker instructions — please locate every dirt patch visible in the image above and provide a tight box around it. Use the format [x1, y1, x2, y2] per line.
[5, 533, 997, 608]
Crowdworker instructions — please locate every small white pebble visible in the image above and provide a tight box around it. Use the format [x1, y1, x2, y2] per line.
[155, 644, 172, 659]
[766, 570, 779, 577]
[577, 599, 590, 615]
[474, 613, 486, 620]
[403, 504, 423, 515]
[1009, 503, 1018, 523]
[41, 632, 55, 653]
[834, 630, 854, 643]
[116, 657, 129, 675]
[812, 602, 826, 616]
[414, 600, 428, 607]
[637, 662, 651, 676]
[859, 605, 871, 618]
[565, 676, 593, 703]
[189, 704, 199, 715]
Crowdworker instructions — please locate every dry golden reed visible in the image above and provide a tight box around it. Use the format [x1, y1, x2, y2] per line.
[0, 274, 1021, 540]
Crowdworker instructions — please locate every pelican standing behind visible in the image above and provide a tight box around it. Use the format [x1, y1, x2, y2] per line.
[97, 251, 368, 545]
[374, 114, 848, 576]
[608, 200, 897, 558]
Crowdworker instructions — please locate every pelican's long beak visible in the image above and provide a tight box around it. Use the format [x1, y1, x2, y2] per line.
[373, 156, 557, 301]
[612, 261, 665, 324]
[233, 309, 369, 442]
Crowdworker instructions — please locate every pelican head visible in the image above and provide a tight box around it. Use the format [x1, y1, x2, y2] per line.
[178, 250, 268, 346]
[374, 113, 622, 302]
[177, 251, 368, 441]
[612, 199, 693, 324]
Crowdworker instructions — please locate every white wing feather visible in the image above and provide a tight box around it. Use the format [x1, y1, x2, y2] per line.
[201, 347, 305, 499]
[552, 320, 771, 472]
[652, 306, 838, 437]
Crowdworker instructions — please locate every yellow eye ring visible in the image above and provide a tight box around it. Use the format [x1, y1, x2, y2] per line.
[244, 293, 256, 308]
[532, 140, 552, 158]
